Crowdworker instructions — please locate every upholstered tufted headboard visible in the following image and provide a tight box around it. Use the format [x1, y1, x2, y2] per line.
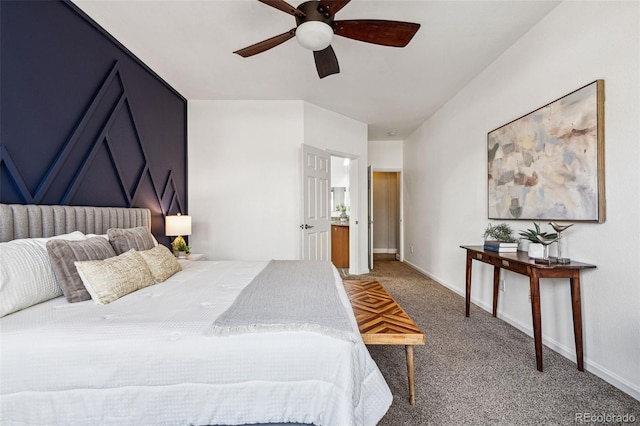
[0, 204, 152, 242]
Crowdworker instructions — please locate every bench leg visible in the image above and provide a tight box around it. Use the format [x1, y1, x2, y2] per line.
[405, 345, 416, 405]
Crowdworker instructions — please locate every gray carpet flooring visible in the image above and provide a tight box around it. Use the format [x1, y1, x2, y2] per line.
[343, 255, 640, 425]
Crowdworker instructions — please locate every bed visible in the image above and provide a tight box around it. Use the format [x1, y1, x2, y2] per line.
[0, 204, 392, 426]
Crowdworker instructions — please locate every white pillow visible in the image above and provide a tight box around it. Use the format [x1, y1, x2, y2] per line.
[84, 234, 109, 239]
[0, 231, 86, 317]
[75, 249, 154, 305]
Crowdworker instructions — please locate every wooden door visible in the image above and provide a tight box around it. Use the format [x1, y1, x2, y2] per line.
[331, 225, 350, 268]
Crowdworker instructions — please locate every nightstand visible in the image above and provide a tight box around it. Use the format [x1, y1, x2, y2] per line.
[178, 253, 205, 266]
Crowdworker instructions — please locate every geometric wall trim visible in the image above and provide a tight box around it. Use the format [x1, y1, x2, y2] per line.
[0, 61, 184, 218]
[2, 61, 182, 214]
[1, 1, 187, 246]
[161, 169, 186, 216]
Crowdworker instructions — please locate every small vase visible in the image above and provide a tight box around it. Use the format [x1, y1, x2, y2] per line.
[556, 233, 570, 264]
[527, 243, 544, 259]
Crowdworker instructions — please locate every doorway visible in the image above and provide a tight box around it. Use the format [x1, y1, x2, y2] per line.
[372, 172, 401, 260]
[330, 155, 351, 270]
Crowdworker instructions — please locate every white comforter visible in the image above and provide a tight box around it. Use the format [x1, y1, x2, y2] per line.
[0, 261, 392, 426]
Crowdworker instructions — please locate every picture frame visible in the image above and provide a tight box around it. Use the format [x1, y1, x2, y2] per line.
[487, 80, 605, 222]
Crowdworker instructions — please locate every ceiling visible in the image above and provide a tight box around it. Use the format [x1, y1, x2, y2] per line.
[72, 0, 561, 140]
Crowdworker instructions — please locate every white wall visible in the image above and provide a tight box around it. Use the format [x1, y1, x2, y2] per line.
[188, 101, 304, 260]
[188, 100, 369, 273]
[369, 140, 403, 170]
[403, 1, 640, 399]
[330, 156, 350, 189]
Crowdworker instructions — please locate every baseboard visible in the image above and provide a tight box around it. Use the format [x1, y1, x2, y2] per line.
[404, 260, 465, 298]
[373, 248, 398, 254]
[582, 358, 640, 401]
[401, 259, 640, 402]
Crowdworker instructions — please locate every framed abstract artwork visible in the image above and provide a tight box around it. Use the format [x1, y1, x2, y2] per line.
[487, 80, 605, 222]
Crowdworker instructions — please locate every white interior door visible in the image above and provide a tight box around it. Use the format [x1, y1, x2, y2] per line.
[301, 144, 331, 261]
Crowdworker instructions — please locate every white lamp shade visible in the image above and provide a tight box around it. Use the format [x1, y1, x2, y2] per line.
[165, 214, 191, 236]
[296, 21, 333, 51]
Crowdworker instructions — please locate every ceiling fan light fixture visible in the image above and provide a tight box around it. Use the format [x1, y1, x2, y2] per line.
[296, 21, 333, 51]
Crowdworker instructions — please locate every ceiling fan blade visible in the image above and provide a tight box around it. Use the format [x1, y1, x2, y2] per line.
[233, 29, 296, 58]
[317, 0, 351, 18]
[313, 45, 340, 79]
[258, 0, 305, 17]
[334, 20, 420, 47]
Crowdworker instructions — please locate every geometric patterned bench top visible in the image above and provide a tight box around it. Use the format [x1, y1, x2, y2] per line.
[343, 280, 425, 346]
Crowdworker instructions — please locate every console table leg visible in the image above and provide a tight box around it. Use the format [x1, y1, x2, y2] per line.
[492, 266, 500, 317]
[465, 255, 472, 317]
[570, 275, 585, 371]
[529, 273, 543, 372]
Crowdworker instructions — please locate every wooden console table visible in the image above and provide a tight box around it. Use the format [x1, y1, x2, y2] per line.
[461, 245, 596, 372]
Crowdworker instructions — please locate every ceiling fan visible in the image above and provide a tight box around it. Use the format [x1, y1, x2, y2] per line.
[234, 0, 421, 78]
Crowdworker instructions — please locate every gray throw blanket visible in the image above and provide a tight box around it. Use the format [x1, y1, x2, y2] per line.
[208, 260, 356, 341]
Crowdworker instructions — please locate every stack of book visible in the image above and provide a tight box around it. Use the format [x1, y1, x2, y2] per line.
[483, 241, 518, 253]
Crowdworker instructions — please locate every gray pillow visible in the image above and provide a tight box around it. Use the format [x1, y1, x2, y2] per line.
[46, 237, 117, 303]
[107, 226, 155, 255]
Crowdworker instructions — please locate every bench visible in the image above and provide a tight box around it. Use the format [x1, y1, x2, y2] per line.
[343, 280, 426, 405]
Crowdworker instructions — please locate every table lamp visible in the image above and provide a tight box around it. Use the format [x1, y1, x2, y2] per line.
[165, 213, 191, 257]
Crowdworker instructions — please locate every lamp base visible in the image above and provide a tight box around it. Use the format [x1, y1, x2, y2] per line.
[171, 235, 187, 253]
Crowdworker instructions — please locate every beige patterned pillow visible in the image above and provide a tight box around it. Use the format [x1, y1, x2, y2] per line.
[137, 245, 182, 282]
[75, 249, 154, 305]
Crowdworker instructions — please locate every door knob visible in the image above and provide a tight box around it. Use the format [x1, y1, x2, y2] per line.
[299, 224, 314, 229]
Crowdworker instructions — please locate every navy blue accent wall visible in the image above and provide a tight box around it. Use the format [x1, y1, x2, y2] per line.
[0, 0, 187, 245]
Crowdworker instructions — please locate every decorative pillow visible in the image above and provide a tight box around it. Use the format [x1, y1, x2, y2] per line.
[84, 234, 109, 240]
[86, 233, 156, 246]
[137, 244, 182, 282]
[75, 249, 154, 305]
[107, 226, 155, 255]
[0, 231, 86, 317]
[46, 237, 117, 303]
